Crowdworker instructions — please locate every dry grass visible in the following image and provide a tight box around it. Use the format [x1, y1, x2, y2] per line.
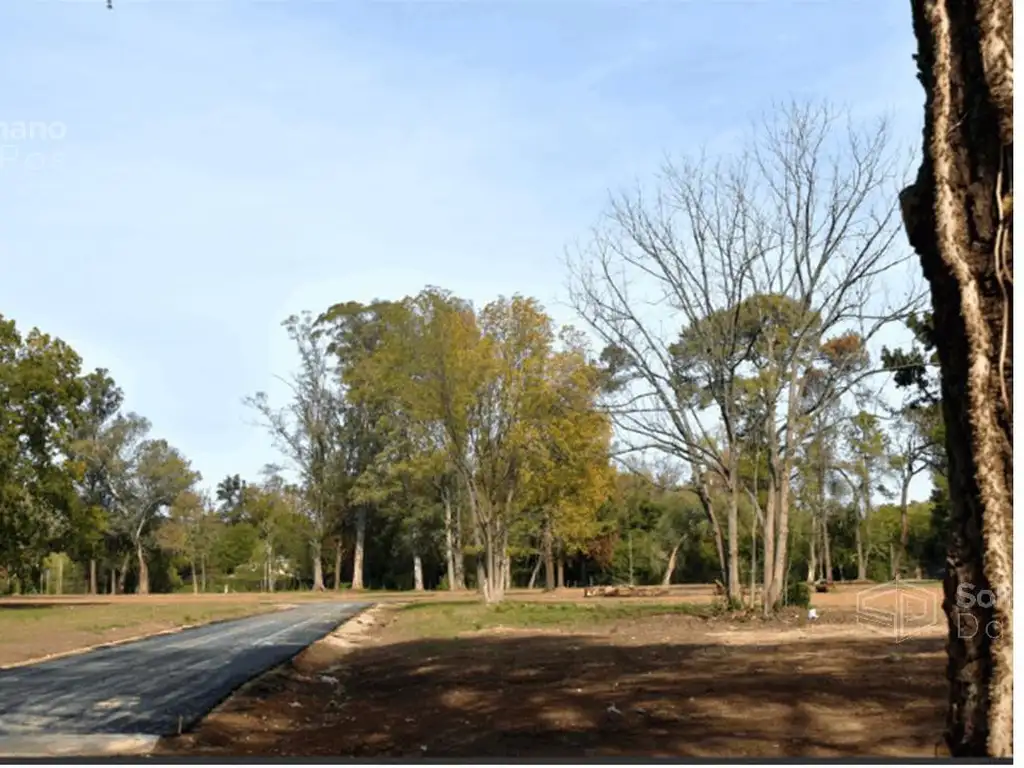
[0, 600, 286, 667]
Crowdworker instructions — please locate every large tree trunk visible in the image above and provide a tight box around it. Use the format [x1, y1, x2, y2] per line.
[266, 543, 276, 593]
[894, 474, 913, 579]
[473, 525, 487, 599]
[134, 541, 149, 595]
[452, 497, 465, 590]
[191, 559, 199, 594]
[89, 558, 97, 596]
[117, 552, 130, 594]
[695, 480, 728, 593]
[413, 553, 425, 591]
[726, 458, 741, 604]
[443, 491, 457, 590]
[855, 509, 868, 581]
[556, 551, 565, 589]
[769, 454, 794, 609]
[311, 539, 325, 592]
[822, 511, 833, 583]
[808, 515, 818, 584]
[750, 504, 758, 609]
[543, 513, 556, 591]
[762, 469, 778, 614]
[662, 538, 684, 586]
[333, 538, 343, 590]
[857, 468, 873, 581]
[480, 525, 507, 605]
[903, 0, 1013, 755]
[351, 507, 366, 590]
[528, 555, 542, 589]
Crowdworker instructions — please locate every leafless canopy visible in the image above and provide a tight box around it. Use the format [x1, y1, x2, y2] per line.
[566, 100, 923, 475]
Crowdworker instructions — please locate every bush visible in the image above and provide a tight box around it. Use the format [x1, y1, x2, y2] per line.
[786, 580, 811, 608]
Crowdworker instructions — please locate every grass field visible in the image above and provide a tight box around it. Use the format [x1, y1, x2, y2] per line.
[0, 599, 288, 667]
[0, 580, 943, 670]
[159, 581, 949, 759]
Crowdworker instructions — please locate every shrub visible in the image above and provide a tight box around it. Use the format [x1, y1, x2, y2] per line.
[786, 580, 811, 608]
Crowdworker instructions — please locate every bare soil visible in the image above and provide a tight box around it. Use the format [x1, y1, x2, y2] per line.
[158, 590, 949, 759]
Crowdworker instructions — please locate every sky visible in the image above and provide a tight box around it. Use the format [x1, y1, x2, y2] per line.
[0, 0, 929, 499]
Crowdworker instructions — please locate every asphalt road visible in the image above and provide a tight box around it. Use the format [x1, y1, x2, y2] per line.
[0, 601, 370, 738]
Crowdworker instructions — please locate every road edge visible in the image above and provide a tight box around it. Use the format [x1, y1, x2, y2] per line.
[0, 603, 374, 759]
[155, 602, 384, 756]
[0, 602, 298, 672]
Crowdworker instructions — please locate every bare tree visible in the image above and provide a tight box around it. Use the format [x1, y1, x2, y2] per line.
[247, 312, 342, 592]
[569, 100, 919, 610]
[568, 153, 767, 604]
[885, 409, 936, 578]
[740, 101, 919, 610]
[901, 0, 1012, 756]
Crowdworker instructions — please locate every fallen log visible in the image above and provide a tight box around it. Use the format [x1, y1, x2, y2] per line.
[582, 585, 670, 598]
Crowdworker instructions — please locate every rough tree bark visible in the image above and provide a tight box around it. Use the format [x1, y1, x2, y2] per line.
[663, 537, 684, 586]
[543, 512, 556, 591]
[311, 538, 325, 592]
[413, 553, 425, 591]
[333, 539, 343, 590]
[452, 504, 465, 590]
[808, 516, 818, 584]
[528, 555, 542, 589]
[351, 507, 366, 590]
[822, 511, 833, 583]
[854, 511, 868, 581]
[443, 489, 457, 589]
[117, 553, 129, 594]
[894, 473, 914, 579]
[134, 541, 149, 595]
[902, 0, 1013, 756]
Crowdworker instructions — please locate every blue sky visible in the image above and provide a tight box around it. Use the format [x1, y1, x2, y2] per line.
[0, 0, 927, 497]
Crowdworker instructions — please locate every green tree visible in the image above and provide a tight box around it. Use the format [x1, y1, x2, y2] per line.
[106, 425, 199, 595]
[157, 490, 218, 593]
[0, 315, 87, 585]
[841, 411, 890, 581]
[247, 313, 343, 591]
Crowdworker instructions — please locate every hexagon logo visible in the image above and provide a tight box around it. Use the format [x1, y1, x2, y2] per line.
[856, 580, 941, 642]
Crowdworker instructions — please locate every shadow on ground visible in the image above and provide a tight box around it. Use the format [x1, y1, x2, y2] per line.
[171, 624, 947, 759]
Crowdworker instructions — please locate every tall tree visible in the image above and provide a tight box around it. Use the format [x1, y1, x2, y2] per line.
[247, 313, 342, 591]
[901, 0, 1012, 756]
[316, 299, 406, 591]
[570, 101, 915, 611]
[157, 490, 217, 593]
[70, 368, 124, 594]
[108, 430, 199, 594]
[842, 411, 890, 580]
[0, 316, 87, 583]
[568, 154, 768, 604]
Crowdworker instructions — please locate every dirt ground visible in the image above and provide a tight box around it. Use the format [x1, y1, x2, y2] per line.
[159, 588, 949, 760]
